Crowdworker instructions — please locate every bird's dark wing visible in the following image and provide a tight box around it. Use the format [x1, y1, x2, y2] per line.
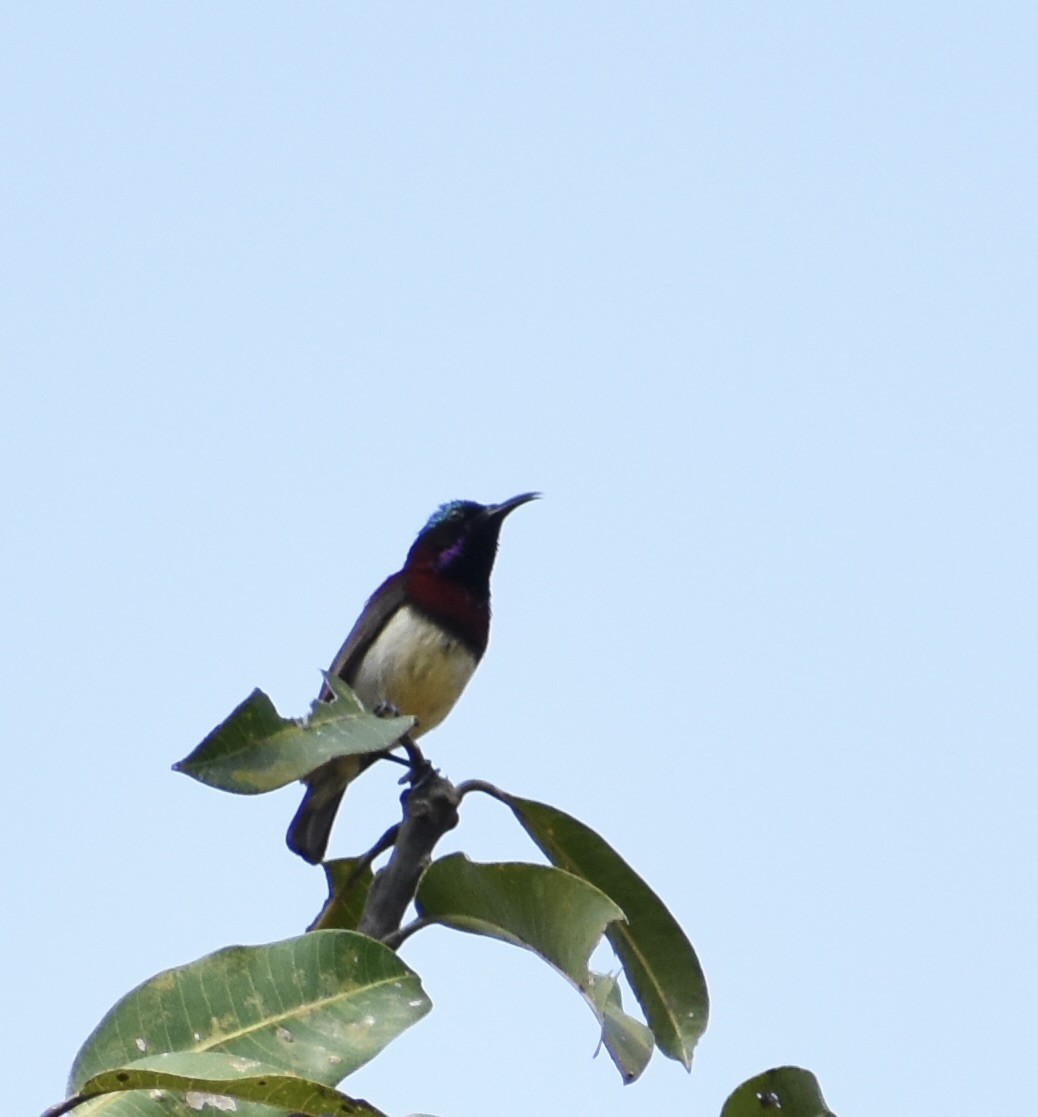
[318, 572, 407, 701]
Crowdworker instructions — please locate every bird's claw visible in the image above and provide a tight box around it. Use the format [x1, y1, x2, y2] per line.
[399, 756, 437, 790]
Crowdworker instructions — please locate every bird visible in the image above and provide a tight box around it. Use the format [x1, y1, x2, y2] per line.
[287, 492, 539, 863]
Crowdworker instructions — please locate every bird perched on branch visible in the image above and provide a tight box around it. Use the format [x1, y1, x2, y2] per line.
[287, 493, 539, 864]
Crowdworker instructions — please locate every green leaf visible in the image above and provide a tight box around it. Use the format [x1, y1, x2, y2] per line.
[415, 854, 624, 987]
[496, 794, 708, 1069]
[721, 1067, 836, 1117]
[58, 1094, 280, 1117]
[73, 1051, 386, 1117]
[173, 678, 414, 793]
[415, 855, 651, 1081]
[585, 972, 654, 1084]
[309, 858, 376, 932]
[69, 931, 431, 1108]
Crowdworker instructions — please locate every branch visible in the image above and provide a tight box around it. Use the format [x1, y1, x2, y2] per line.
[357, 766, 460, 942]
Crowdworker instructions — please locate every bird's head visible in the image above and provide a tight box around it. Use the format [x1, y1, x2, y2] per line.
[405, 493, 540, 590]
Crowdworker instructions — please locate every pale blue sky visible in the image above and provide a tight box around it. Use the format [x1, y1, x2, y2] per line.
[3, 6, 1035, 1116]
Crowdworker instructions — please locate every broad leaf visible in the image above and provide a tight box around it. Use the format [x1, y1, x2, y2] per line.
[73, 1051, 386, 1117]
[416, 854, 623, 986]
[497, 794, 708, 1069]
[173, 677, 414, 793]
[721, 1067, 836, 1117]
[585, 972, 654, 1084]
[69, 931, 430, 1108]
[415, 855, 651, 1081]
[58, 1094, 283, 1117]
[309, 858, 376, 932]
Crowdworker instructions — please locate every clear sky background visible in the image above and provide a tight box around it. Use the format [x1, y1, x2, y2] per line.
[3, 5, 1035, 1116]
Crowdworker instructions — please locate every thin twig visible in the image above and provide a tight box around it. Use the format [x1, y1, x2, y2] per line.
[345, 822, 400, 886]
[382, 915, 433, 951]
[455, 778, 510, 803]
[39, 1096, 86, 1117]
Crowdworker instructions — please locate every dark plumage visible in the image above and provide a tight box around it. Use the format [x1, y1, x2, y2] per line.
[286, 493, 538, 863]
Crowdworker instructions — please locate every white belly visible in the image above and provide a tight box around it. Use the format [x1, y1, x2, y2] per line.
[350, 605, 478, 736]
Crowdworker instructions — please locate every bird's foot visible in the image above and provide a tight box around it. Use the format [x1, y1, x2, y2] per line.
[400, 756, 437, 791]
[390, 733, 436, 792]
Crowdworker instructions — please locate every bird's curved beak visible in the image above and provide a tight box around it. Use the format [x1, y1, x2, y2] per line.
[485, 492, 541, 523]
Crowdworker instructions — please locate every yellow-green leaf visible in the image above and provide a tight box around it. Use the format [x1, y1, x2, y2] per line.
[173, 679, 413, 793]
[416, 854, 623, 986]
[585, 971, 654, 1083]
[73, 1051, 385, 1117]
[416, 855, 651, 1081]
[499, 795, 708, 1069]
[309, 858, 376, 932]
[69, 930, 430, 1110]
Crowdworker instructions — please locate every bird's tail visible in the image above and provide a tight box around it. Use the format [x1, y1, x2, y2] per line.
[286, 755, 361, 864]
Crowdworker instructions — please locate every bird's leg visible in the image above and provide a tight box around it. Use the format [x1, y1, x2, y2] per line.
[372, 750, 410, 769]
[365, 700, 416, 769]
[369, 701, 434, 787]
[397, 733, 435, 792]
[366, 722, 435, 792]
